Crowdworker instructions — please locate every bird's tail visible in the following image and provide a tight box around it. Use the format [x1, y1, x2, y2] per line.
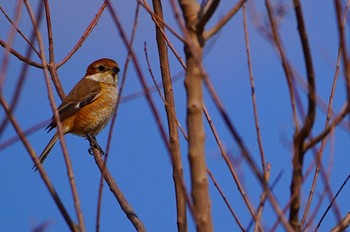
[33, 133, 59, 171]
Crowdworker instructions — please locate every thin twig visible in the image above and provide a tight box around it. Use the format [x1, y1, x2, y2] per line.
[203, 105, 261, 230]
[0, 95, 78, 232]
[149, 0, 188, 230]
[143, 42, 196, 224]
[90, 143, 146, 232]
[204, 0, 246, 40]
[0, 0, 23, 88]
[242, 4, 267, 183]
[197, 0, 220, 32]
[207, 169, 245, 231]
[138, 0, 186, 44]
[57, 1, 107, 68]
[23, 1, 85, 231]
[316, 173, 350, 230]
[301, 1, 350, 223]
[0, 39, 43, 68]
[95, 3, 140, 231]
[288, 0, 316, 229]
[0, 4, 40, 57]
[0, 1, 44, 137]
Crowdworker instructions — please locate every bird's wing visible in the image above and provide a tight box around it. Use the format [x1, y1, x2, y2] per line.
[47, 79, 101, 132]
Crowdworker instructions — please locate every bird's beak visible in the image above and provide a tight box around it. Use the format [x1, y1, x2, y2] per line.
[112, 67, 120, 74]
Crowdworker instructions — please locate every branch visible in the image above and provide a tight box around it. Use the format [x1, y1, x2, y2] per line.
[90, 142, 146, 232]
[23, 1, 85, 230]
[317, 173, 350, 230]
[0, 95, 78, 232]
[176, 0, 214, 230]
[43, 0, 54, 63]
[151, 0, 188, 231]
[95, 3, 140, 231]
[204, 0, 246, 40]
[304, 104, 348, 152]
[330, 212, 350, 232]
[0, 39, 43, 68]
[334, 0, 350, 106]
[289, 1, 316, 229]
[0, 5, 40, 57]
[197, 0, 220, 32]
[57, 1, 107, 68]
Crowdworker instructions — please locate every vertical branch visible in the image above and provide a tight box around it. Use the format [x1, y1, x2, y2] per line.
[151, 0, 187, 231]
[289, 0, 316, 230]
[0, 0, 22, 89]
[334, 0, 350, 105]
[90, 145, 146, 232]
[242, 5, 267, 181]
[0, 96, 78, 232]
[23, 1, 85, 231]
[95, 3, 140, 231]
[176, 0, 213, 230]
[301, 0, 350, 225]
[265, 0, 298, 131]
[43, 0, 65, 100]
[0, 2, 44, 136]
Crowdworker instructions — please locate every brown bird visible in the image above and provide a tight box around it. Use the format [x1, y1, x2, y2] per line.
[33, 58, 119, 170]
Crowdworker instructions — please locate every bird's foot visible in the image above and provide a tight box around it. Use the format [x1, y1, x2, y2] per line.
[86, 134, 105, 156]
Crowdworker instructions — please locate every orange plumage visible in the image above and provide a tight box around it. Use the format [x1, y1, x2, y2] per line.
[34, 58, 119, 170]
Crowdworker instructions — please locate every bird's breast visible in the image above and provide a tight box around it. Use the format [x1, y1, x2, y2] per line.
[70, 83, 118, 136]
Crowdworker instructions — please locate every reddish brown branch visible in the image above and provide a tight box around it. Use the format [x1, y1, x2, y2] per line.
[0, 39, 43, 68]
[24, 1, 85, 230]
[288, 1, 316, 229]
[90, 144, 146, 232]
[334, 0, 350, 106]
[207, 169, 245, 231]
[95, 3, 140, 231]
[0, 5, 40, 57]
[176, 0, 214, 230]
[197, 0, 220, 32]
[57, 1, 107, 68]
[203, 105, 262, 229]
[0, 0, 23, 88]
[0, 95, 78, 232]
[242, 4, 267, 181]
[204, 0, 247, 40]
[151, 1, 188, 231]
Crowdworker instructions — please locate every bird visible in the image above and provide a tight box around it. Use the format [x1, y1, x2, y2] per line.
[33, 58, 120, 171]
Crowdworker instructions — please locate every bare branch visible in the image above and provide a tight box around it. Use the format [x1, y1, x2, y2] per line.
[95, 3, 140, 231]
[90, 144, 146, 232]
[0, 4, 40, 57]
[317, 173, 350, 230]
[0, 39, 43, 68]
[57, 1, 107, 68]
[151, 0, 188, 231]
[204, 0, 246, 40]
[23, 0, 85, 230]
[334, 0, 350, 105]
[0, 95, 78, 232]
[330, 212, 350, 232]
[289, 0, 316, 229]
[198, 0, 220, 32]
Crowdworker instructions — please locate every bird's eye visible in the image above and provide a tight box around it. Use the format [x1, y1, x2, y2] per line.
[97, 65, 106, 72]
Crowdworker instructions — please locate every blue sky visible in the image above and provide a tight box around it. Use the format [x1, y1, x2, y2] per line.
[1, 1, 349, 231]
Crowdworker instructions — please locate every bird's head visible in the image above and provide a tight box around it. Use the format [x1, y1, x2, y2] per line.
[85, 58, 120, 86]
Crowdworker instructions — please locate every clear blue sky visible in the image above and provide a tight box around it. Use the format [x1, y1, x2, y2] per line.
[1, 1, 349, 231]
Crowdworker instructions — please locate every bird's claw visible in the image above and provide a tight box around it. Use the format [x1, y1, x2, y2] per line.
[88, 145, 105, 156]
[86, 134, 105, 155]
